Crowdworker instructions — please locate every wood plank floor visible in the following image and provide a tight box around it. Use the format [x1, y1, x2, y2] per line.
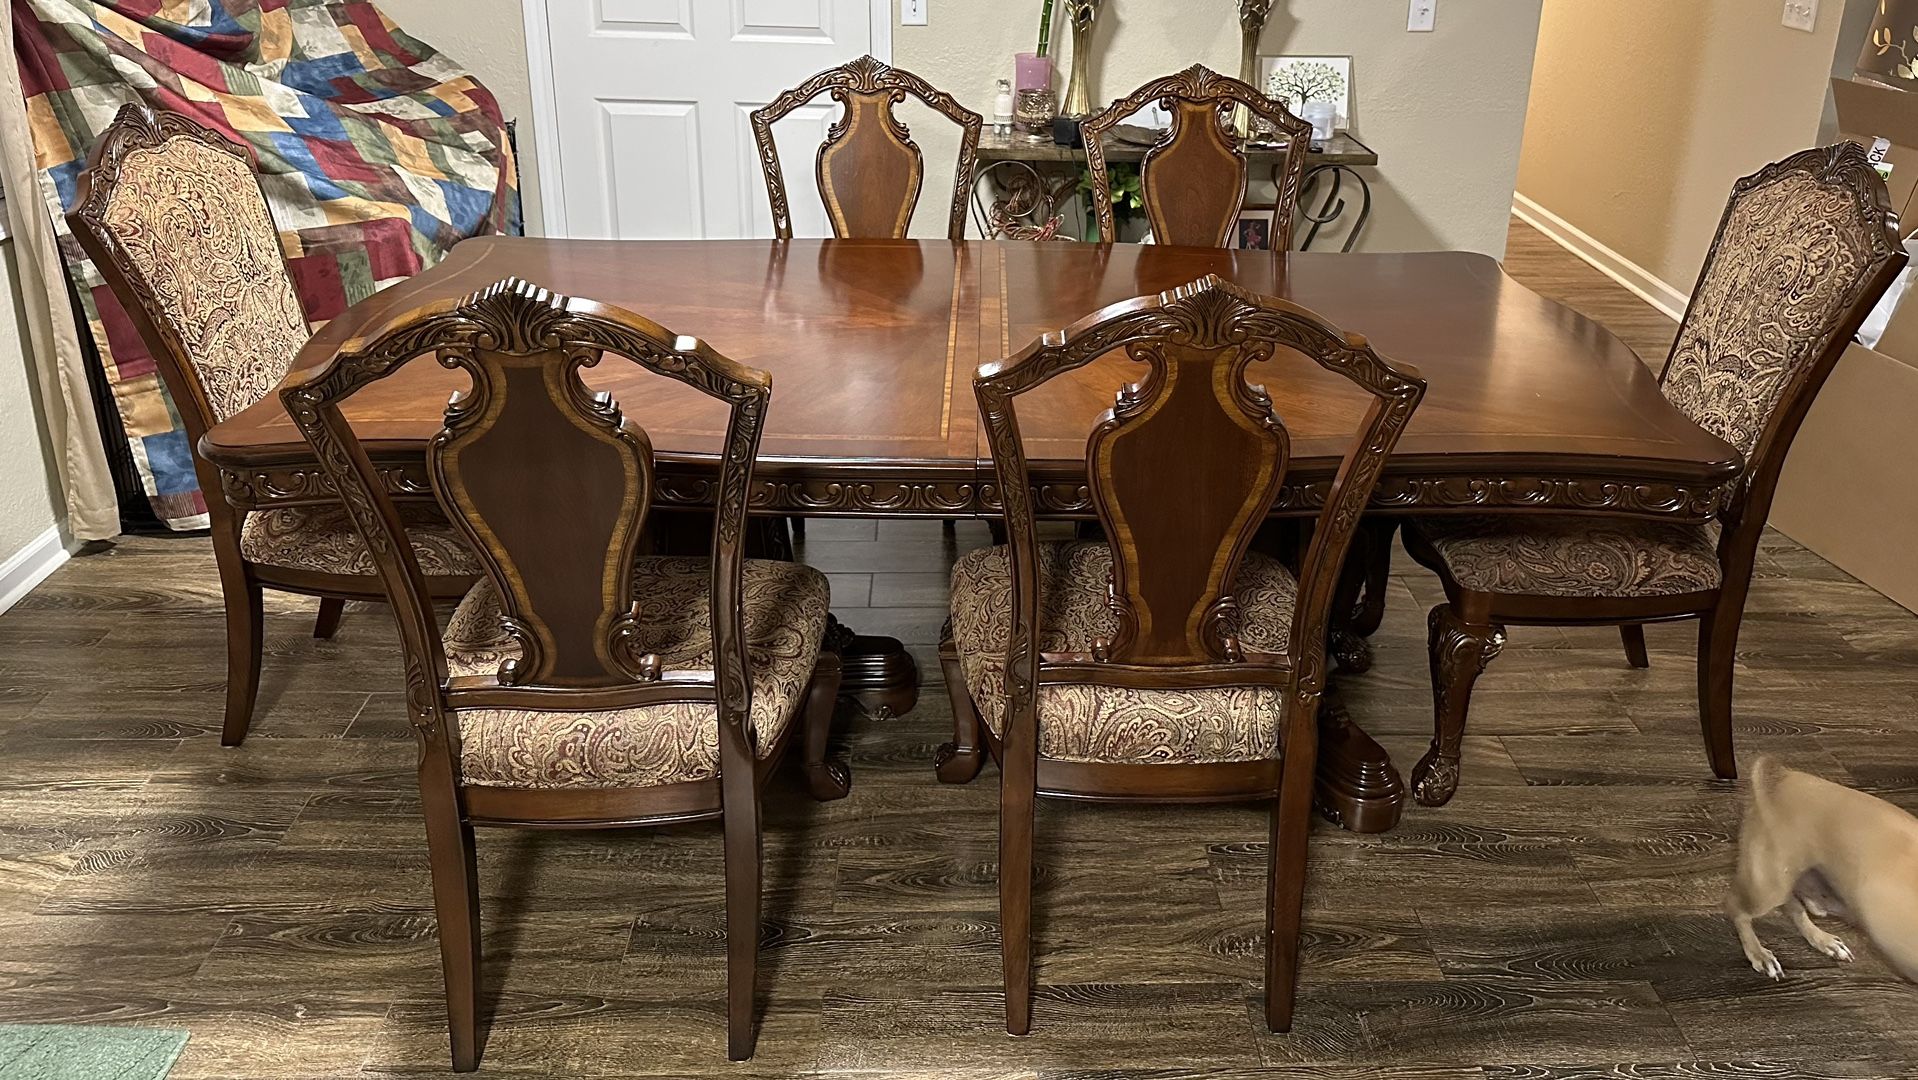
[4, 221, 1917, 1079]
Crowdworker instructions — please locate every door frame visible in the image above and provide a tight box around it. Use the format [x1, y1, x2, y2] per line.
[519, 0, 895, 237]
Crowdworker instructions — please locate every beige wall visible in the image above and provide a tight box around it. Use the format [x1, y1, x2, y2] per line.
[393, 1, 1543, 255]
[0, 240, 64, 567]
[1518, 0, 1848, 293]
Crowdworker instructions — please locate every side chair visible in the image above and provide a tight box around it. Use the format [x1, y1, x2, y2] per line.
[66, 101, 479, 745]
[751, 55, 983, 241]
[1081, 64, 1312, 248]
[280, 277, 850, 1069]
[750, 54, 981, 552]
[1401, 142, 1907, 806]
[944, 275, 1425, 1032]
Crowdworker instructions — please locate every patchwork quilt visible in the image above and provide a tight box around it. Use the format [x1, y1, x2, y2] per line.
[13, 0, 521, 528]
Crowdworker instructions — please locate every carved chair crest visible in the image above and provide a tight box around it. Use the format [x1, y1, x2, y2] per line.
[280, 278, 772, 738]
[975, 275, 1424, 712]
[1081, 65, 1312, 249]
[751, 55, 983, 241]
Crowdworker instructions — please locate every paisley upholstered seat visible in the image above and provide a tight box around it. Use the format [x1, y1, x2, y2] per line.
[441, 557, 831, 789]
[239, 504, 479, 577]
[1411, 516, 1721, 599]
[948, 541, 1298, 765]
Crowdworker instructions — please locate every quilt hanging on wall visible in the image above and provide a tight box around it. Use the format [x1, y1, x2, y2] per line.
[13, 0, 521, 528]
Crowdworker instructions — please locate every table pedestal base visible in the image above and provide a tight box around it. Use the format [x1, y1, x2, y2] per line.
[826, 616, 920, 719]
[1313, 692, 1404, 833]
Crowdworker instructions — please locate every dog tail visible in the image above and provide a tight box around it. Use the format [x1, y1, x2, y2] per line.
[1748, 754, 1786, 818]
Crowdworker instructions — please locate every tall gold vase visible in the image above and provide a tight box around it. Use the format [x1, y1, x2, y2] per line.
[1062, 1, 1101, 117]
[1236, 0, 1275, 136]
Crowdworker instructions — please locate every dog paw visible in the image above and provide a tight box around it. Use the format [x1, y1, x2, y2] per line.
[1750, 949, 1784, 980]
[1819, 937, 1854, 962]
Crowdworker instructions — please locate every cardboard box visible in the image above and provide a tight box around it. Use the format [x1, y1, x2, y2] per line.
[1834, 76, 1918, 230]
[1832, 78, 1918, 366]
[1771, 341, 1918, 614]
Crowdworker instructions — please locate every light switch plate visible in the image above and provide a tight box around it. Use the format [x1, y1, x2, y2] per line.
[1408, 0, 1435, 32]
[902, 0, 927, 26]
[1782, 0, 1818, 32]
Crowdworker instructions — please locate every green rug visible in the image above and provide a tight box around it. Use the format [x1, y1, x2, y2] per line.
[0, 1026, 187, 1080]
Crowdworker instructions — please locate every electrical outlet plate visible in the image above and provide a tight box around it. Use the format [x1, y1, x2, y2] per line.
[1782, 0, 1817, 32]
[902, 0, 927, 26]
[1408, 0, 1435, 32]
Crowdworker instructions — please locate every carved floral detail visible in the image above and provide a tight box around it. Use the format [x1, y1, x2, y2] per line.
[1411, 605, 1504, 807]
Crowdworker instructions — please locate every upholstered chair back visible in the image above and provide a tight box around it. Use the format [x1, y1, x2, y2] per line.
[751, 56, 983, 241]
[1661, 143, 1903, 470]
[1081, 65, 1311, 248]
[68, 102, 308, 431]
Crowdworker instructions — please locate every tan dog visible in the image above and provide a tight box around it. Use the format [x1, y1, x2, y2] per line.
[1729, 756, 1918, 982]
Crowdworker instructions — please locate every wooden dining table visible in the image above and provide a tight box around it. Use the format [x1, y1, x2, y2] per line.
[200, 235, 1740, 832]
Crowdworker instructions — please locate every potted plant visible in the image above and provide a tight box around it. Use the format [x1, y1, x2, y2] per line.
[1077, 162, 1143, 241]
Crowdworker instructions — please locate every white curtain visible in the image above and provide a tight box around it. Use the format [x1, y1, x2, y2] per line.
[0, 2, 118, 541]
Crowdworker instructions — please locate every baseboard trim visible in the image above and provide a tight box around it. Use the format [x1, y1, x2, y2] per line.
[0, 525, 70, 614]
[1512, 193, 1691, 321]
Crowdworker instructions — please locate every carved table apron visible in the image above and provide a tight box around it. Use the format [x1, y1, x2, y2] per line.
[201, 236, 1740, 832]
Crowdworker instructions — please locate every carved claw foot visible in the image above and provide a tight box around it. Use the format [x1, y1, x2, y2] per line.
[1409, 745, 1460, 807]
[804, 758, 853, 801]
[1329, 629, 1373, 674]
[934, 740, 986, 784]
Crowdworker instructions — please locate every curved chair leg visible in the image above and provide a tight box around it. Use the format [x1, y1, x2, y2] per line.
[722, 755, 762, 1061]
[935, 633, 987, 784]
[220, 565, 264, 747]
[1411, 603, 1505, 807]
[1620, 624, 1650, 669]
[421, 760, 480, 1072]
[1000, 721, 1037, 1035]
[313, 596, 346, 640]
[1697, 602, 1742, 780]
[801, 653, 851, 800]
[1264, 703, 1318, 1032]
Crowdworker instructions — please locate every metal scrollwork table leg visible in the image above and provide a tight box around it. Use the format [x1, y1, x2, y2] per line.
[1296, 163, 1373, 252]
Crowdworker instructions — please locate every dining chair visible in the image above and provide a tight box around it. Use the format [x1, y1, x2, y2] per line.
[1401, 142, 1906, 807]
[66, 102, 479, 746]
[944, 275, 1425, 1032]
[1082, 64, 1312, 248]
[280, 276, 849, 1068]
[750, 55, 983, 241]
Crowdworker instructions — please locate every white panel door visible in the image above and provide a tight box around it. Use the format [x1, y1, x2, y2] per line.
[542, 0, 876, 239]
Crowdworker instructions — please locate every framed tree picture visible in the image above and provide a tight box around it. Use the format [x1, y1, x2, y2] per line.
[1259, 55, 1352, 128]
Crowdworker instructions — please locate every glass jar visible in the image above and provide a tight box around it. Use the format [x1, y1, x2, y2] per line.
[1015, 88, 1058, 142]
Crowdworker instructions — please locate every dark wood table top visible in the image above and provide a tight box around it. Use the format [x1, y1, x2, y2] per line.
[202, 237, 1738, 521]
